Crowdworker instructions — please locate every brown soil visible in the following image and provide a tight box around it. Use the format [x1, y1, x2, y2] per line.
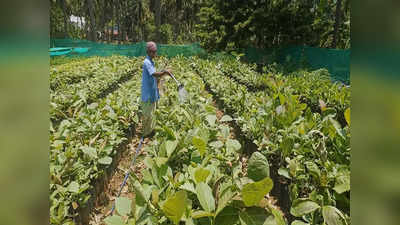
[88, 126, 148, 225]
[215, 107, 224, 120]
[240, 155, 248, 177]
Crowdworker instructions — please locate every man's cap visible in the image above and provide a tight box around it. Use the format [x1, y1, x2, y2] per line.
[146, 41, 157, 52]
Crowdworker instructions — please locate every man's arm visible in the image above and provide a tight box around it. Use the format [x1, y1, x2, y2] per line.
[144, 59, 171, 78]
[152, 71, 168, 78]
[152, 69, 172, 78]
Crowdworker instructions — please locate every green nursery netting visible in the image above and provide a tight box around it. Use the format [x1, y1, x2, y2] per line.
[50, 39, 350, 83]
[245, 45, 350, 83]
[50, 39, 205, 58]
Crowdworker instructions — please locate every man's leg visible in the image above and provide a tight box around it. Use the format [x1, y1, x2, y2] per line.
[149, 101, 157, 134]
[141, 101, 157, 137]
[141, 101, 152, 137]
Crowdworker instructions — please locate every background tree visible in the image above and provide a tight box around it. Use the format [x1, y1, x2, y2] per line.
[195, 0, 350, 51]
[49, 0, 350, 49]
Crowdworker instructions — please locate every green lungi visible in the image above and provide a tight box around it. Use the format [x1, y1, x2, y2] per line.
[140, 100, 157, 136]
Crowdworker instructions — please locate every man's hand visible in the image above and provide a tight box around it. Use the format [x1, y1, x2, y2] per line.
[161, 69, 172, 77]
[164, 69, 172, 75]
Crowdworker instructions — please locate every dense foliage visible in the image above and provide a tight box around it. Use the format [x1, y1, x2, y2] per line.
[50, 0, 202, 44]
[215, 57, 350, 125]
[191, 56, 350, 224]
[196, 0, 350, 51]
[104, 56, 285, 224]
[50, 0, 350, 50]
[50, 56, 143, 224]
[49, 55, 350, 224]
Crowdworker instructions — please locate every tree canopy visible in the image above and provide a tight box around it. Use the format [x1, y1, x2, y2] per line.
[50, 0, 350, 50]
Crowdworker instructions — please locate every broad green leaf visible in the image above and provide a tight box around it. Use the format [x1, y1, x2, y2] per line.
[264, 214, 282, 225]
[220, 125, 230, 139]
[180, 182, 196, 194]
[238, 177, 255, 190]
[67, 181, 79, 193]
[209, 141, 223, 149]
[166, 140, 178, 158]
[288, 159, 299, 177]
[216, 187, 234, 215]
[281, 137, 294, 156]
[241, 177, 273, 207]
[88, 102, 98, 109]
[270, 207, 286, 225]
[193, 214, 213, 225]
[290, 184, 299, 203]
[81, 146, 97, 159]
[142, 169, 154, 184]
[214, 206, 239, 225]
[191, 150, 202, 163]
[52, 140, 65, 150]
[329, 117, 345, 139]
[132, 180, 148, 206]
[134, 204, 147, 223]
[279, 93, 286, 105]
[155, 157, 168, 167]
[149, 163, 167, 188]
[56, 152, 66, 164]
[193, 136, 207, 157]
[185, 217, 195, 225]
[194, 168, 211, 184]
[247, 152, 270, 181]
[322, 206, 347, 225]
[206, 115, 217, 126]
[151, 165, 161, 188]
[291, 220, 310, 225]
[298, 122, 306, 135]
[151, 189, 159, 206]
[196, 182, 215, 212]
[198, 128, 210, 144]
[278, 168, 291, 179]
[104, 215, 125, 225]
[205, 104, 215, 113]
[305, 162, 321, 179]
[188, 166, 196, 181]
[323, 107, 337, 116]
[59, 119, 71, 130]
[226, 139, 241, 152]
[159, 142, 167, 157]
[61, 219, 75, 225]
[192, 210, 214, 219]
[149, 216, 159, 225]
[220, 115, 233, 122]
[98, 156, 113, 165]
[239, 207, 270, 225]
[143, 157, 154, 169]
[156, 164, 168, 187]
[333, 172, 350, 194]
[290, 199, 320, 217]
[162, 190, 187, 225]
[299, 103, 307, 111]
[116, 197, 132, 216]
[182, 108, 192, 123]
[163, 125, 176, 140]
[344, 108, 350, 126]
[174, 171, 181, 183]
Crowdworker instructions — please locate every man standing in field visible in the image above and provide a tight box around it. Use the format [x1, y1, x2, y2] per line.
[140, 41, 171, 138]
